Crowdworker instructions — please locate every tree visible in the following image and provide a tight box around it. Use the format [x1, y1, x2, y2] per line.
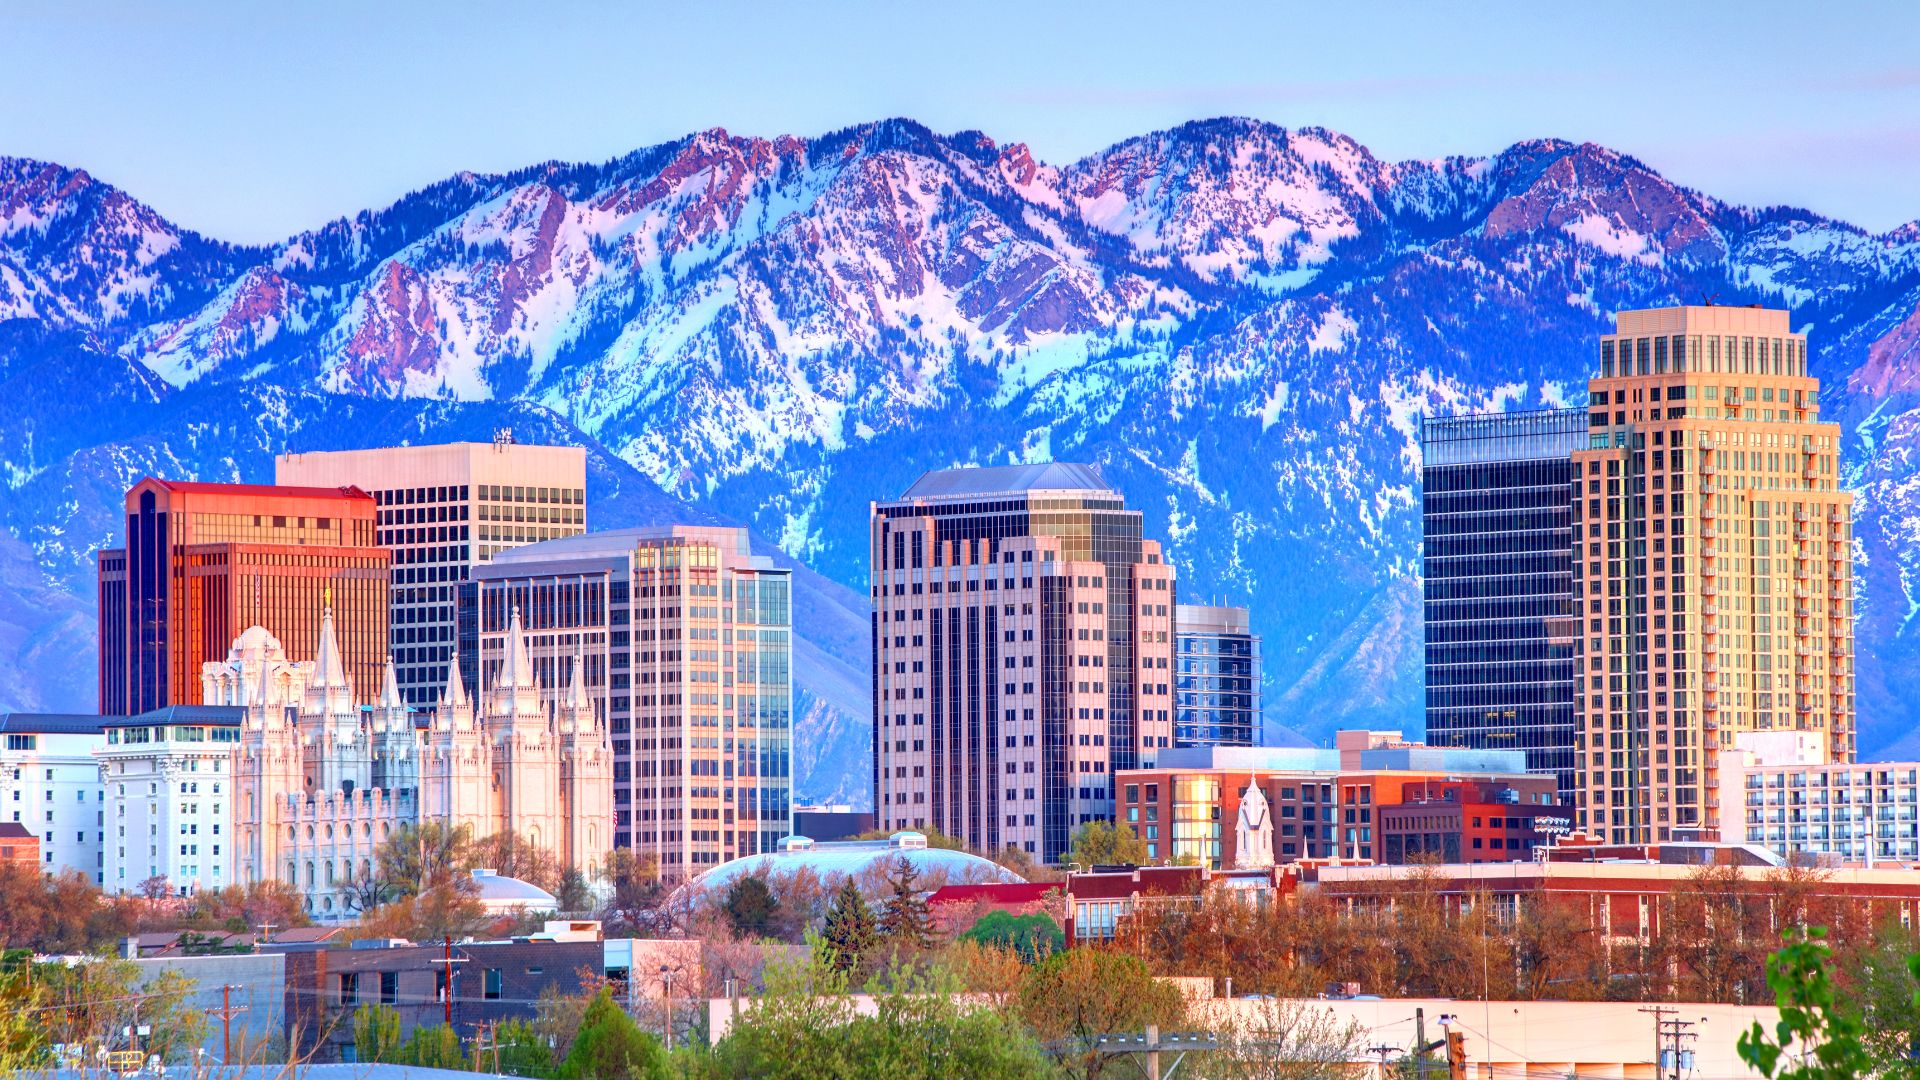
[1067, 820, 1149, 868]
[400, 1023, 467, 1070]
[820, 878, 876, 974]
[722, 876, 780, 939]
[959, 910, 1063, 963]
[1839, 924, 1920, 1070]
[1196, 998, 1370, 1080]
[475, 830, 563, 895]
[1738, 928, 1903, 1079]
[353, 878, 488, 942]
[1018, 948, 1189, 1079]
[709, 943, 1046, 1079]
[876, 858, 935, 954]
[377, 820, 478, 897]
[489, 1017, 556, 1077]
[352, 1002, 404, 1063]
[853, 824, 968, 851]
[139, 874, 173, 901]
[557, 987, 670, 1080]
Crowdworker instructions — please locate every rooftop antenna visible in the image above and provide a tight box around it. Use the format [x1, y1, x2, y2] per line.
[492, 428, 514, 449]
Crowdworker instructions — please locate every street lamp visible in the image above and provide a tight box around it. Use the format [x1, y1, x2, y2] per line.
[660, 964, 674, 1052]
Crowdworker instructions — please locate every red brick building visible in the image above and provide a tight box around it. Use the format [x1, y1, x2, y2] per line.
[0, 822, 39, 869]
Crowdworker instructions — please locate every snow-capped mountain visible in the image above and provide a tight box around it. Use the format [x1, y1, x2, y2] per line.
[4, 117, 1920, 803]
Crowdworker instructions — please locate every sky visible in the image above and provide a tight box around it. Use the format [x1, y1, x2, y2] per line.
[2, 1, 1916, 243]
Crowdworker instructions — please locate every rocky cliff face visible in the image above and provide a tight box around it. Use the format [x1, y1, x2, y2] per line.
[4, 117, 1919, 802]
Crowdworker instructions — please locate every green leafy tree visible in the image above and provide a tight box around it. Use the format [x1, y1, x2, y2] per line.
[708, 939, 1046, 1079]
[722, 876, 781, 938]
[352, 1002, 404, 1063]
[821, 878, 877, 974]
[1841, 926, 1920, 1071]
[1018, 948, 1188, 1080]
[400, 1023, 467, 1069]
[1737, 927, 1914, 1079]
[959, 910, 1063, 963]
[876, 858, 935, 953]
[1067, 820, 1149, 868]
[486, 1017, 555, 1077]
[557, 987, 670, 1080]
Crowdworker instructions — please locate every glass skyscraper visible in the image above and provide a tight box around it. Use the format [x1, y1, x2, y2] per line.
[1173, 605, 1260, 747]
[1420, 408, 1585, 800]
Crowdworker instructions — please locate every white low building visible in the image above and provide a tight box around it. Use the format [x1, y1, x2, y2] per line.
[0, 713, 111, 882]
[97, 705, 243, 896]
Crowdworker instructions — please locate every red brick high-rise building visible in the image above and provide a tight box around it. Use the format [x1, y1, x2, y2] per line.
[97, 479, 389, 713]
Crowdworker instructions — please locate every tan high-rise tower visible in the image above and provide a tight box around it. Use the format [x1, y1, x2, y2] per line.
[1573, 306, 1853, 844]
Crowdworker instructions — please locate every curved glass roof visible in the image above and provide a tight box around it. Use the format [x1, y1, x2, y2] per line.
[680, 837, 1026, 897]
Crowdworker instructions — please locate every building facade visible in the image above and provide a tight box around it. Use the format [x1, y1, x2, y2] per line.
[1377, 778, 1573, 864]
[870, 463, 1177, 864]
[1172, 605, 1260, 748]
[194, 605, 612, 916]
[1420, 408, 1584, 800]
[275, 439, 589, 708]
[1574, 306, 1853, 844]
[1719, 730, 1920, 865]
[98, 479, 389, 715]
[98, 705, 245, 896]
[1115, 739, 1550, 867]
[472, 527, 792, 878]
[0, 713, 110, 881]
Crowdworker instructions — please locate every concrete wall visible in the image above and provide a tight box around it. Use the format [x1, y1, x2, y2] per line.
[133, 952, 287, 1061]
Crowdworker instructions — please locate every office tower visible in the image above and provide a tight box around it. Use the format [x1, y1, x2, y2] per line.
[1172, 605, 1261, 747]
[472, 527, 792, 878]
[870, 463, 1176, 864]
[276, 438, 588, 707]
[1420, 409, 1585, 800]
[97, 479, 389, 714]
[1574, 305, 1853, 844]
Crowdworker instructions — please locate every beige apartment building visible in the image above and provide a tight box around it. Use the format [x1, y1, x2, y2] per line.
[870, 464, 1176, 865]
[275, 437, 588, 706]
[1573, 305, 1853, 844]
[473, 527, 793, 878]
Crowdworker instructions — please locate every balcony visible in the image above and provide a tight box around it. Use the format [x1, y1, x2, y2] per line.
[1796, 625, 1811, 638]
[1797, 607, 1813, 619]
[1702, 526, 1718, 541]
[1701, 561, 1717, 578]
[1702, 660, 1719, 674]
[1702, 583, 1719, 597]
[1702, 460, 1718, 476]
[1703, 604, 1718, 618]
[1703, 620, 1720, 637]
[1701, 500, 1718, 520]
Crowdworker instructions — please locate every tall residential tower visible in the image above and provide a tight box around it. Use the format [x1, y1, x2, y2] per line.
[869, 464, 1176, 864]
[275, 439, 588, 707]
[1172, 605, 1261, 748]
[1574, 305, 1853, 843]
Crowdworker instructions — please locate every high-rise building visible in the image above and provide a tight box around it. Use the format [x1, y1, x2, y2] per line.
[869, 463, 1177, 864]
[1172, 604, 1261, 747]
[97, 703, 245, 896]
[275, 439, 589, 707]
[472, 527, 792, 878]
[1574, 305, 1853, 844]
[97, 479, 389, 714]
[1420, 409, 1585, 800]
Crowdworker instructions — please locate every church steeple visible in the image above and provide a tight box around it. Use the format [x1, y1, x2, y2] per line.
[312, 603, 348, 689]
[500, 605, 536, 690]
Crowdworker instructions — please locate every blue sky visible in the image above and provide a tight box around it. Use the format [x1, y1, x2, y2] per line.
[4, 1, 1915, 242]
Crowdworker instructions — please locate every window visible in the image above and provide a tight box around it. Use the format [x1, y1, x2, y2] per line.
[485, 968, 503, 1000]
[338, 972, 359, 1005]
[380, 971, 398, 1004]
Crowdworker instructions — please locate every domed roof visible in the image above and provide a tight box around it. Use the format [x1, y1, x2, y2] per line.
[469, 868, 557, 908]
[228, 625, 287, 662]
[679, 832, 1026, 898]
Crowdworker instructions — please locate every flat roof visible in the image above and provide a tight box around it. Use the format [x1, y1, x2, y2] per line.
[105, 705, 245, 729]
[899, 462, 1113, 500]
[480, 526, 781, 574]
[0, 712, 115, 735]
[135, 478, 374, 501]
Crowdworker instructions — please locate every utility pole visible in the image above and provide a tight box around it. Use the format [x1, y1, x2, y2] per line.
[209, 984, 249, 1063]
[433, 936, 467, 1027]
[1146, 1024, 1161, 1080]
[1639, 1006, 1677, 1076]
[1368, 1044, 1399, 1080]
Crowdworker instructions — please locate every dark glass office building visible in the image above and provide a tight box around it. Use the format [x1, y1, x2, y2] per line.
[1173, 605, 1261, 747]
[1421, 409, 1585, 800]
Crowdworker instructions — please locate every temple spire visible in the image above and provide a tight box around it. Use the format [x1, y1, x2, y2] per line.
[500, 605, 535, 690]
[312, 604, 348, 689]
[379, 660, 403, 710]
[440, 649, 469, 710]
[564, 644, 590, 711]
